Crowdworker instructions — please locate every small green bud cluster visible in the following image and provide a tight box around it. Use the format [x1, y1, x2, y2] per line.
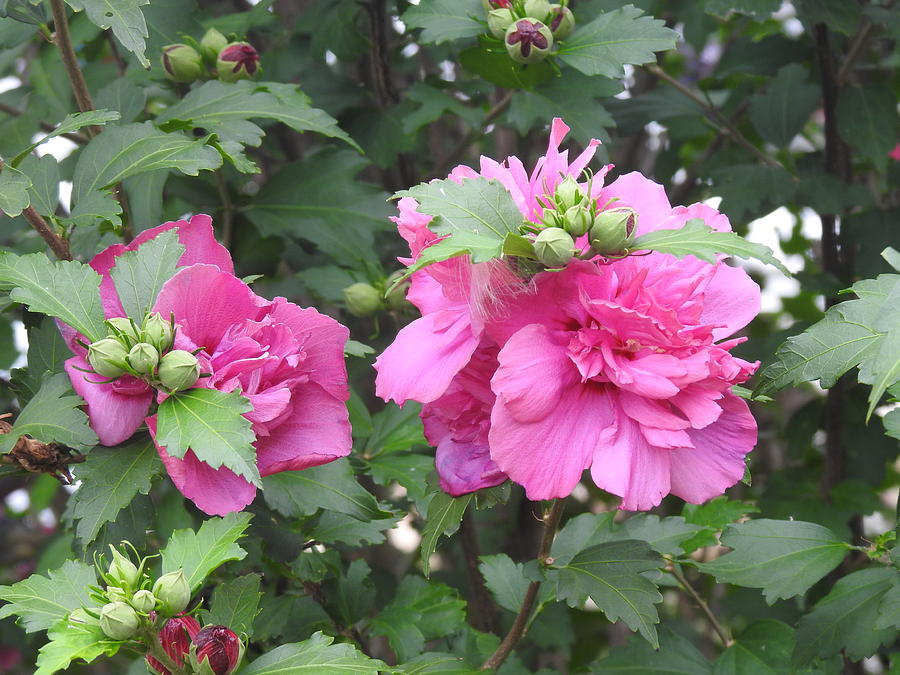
[162, 29, 260, 84]
[342, 271, 412, 318]
[482, 0, 576, 65]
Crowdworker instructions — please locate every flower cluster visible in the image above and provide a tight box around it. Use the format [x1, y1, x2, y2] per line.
[375, 119, 761, 510]
[147, 618, 243, 675]
[484, 0, 575, 65]
[162, 28, 260, 84]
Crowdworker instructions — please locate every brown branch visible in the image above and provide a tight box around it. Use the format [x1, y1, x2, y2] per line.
[480, 499, 566, 671]
[460, 511, 500, 635]
[0, 101, 89, 145]
[49, 0, 100, 135]
[22, 206, 71, 260]
[669, 563, 732, 647]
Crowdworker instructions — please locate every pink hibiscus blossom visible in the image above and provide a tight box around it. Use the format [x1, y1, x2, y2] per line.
[64, 215, 352, 515]
[376, 119, 761, 509]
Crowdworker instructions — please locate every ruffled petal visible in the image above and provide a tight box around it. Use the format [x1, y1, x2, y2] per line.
[435, 437, 507, 497]
[700, 263, 761, 341]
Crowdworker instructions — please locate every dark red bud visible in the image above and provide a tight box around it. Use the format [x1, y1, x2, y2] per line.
[506, 19, 549, 58]
[194, 625, 241, 675]
[146, 614, 201, 675]
[219, 43, 259, 75]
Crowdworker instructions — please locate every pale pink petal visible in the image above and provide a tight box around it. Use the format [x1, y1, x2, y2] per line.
[65, 356, 152, 446]
[435, 438, 506, 496]
[147, 416, 256, 516]
[700, 263, 761, 340]
[599, 172, 673, 235]
[131, 214, 234, 274]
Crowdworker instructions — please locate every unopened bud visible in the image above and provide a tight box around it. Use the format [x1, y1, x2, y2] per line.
[127, 343, 159, 377]
[505, 19, 553, 65]
[147, 614, 200, 675]
[523, 0, 552, 19]
[152, 569, 191, 616]
[589, 207, 637, 255]
[488, 8, 515, 39]
[106, 317, 141, 344]
[216, 42, 260, 82]
[157, 350, 201, 392]
[343, 282, 383, 317]
[161, 44, 204, 83]
[384, 271, 411, 311]
[107, 546, 140, 590]
[533, 227, 575, 268]
[563, 204, 594, 237]
[88, 338, 129, 378]
[142, 313, 174, 352]
[548, 4, 575, 40]
[106, 586, 129, 603]
[554, 175, 584, 211]
[99, 601, 140, 640]
[481, 0, 512, 9]
[200, 28, 228, 64]
[191, 625, 244, 675]
[131, 589, 157, 613]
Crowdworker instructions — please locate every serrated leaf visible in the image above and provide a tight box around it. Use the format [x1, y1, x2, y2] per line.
[73, 123, 221, 202]
[0, 163, 31, 216]
[20, 154, 60, 218]
[420, 489, 472, 577]
[552, 540, 664, 647]
[0, 560, 96, 633]
[631, 219, 790, 275]
[156, 388, 259, 485]
[479, 554, 530, 613]
[201, 573, 262, 638]
[557, 5, 678, 78]
[240, 631, 387, 674]
[876, 582, 900, 630]
[10, 320, 70, 403]
[64, 0, 150, 67]
[680, 497, 759, 554]
[794, 567, 899, 665]
[713, 620, 796, 675]
[65, 436, 163, 545]
[63, 188, 123, 229]
[550, 512, 618, 566]
[697, 519, 849, 603]
[262, 458, 392, 522]
[837, 85, 895, 171]
[401, 0, 483, 44]
[396, 652, 477, 674]
[748, 64, 819, 147]
[590, 627, 711, 674]
[11, 109, 120, 165]
[35, 620, 121, 675]
[109, 229, 184, 320]
[160, 512, 252, 592]
[618, 514, 705, 556]
[0, 373, 97, 453]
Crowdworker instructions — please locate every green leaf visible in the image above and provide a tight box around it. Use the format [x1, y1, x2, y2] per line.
[748, 64, 819, 147]
[63, 188, 123, 229]
[10, 109, 120, 165]
[401, 0, 483, 44]
[618, 514, 705, 556]
[201, 573, 262, 638]
[11, 320, 72, 403]
[711, 164, 797, 222]
[420, 489, 473, 577]
[307, 509, 401, 547]
[552, 539, 664, 647]
[631, 219, 791, 276]
[794, 567, 899, 665]
[396, 652, 477, 674]
[240, 631, 387, 674]
[73, 122, 222, 202]
[262, 458, 393, 522]
[403, 82, 482, 134]
[156, 388, 259, 485]
[590, 627, 711, 674]
[0, 373, 97, 453]
[703, 0, 781, 18]
[550, 512, 618, 566]
[837, 86, 895, 171]
[697, 519, 849, 603]
[0, 163, 31, 216]
[64, 0, 150, 67]
[20, 154, 60, 218]
[363, 402, 427, 456]
[35, 620, 121, 675]
[713, 620, 795, 674]
[876, 582, 900, 630]
[680, 497, 759, 554]
[160, 512, 253, 593]
[65, 436, 163, 545]
[109, 228, 184, 320]
[0, 560, 96, 632]
[367, 453, 433, 504]
[557, 5, 678, 78]
[478, 554, 530, 613]
[458, 45, 556, 90]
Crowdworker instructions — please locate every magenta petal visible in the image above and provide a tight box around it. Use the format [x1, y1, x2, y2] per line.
[600, 172, 673, 236]
[255, 382, 351, 476]
[152, 265, 269, 353]
[89, 244, 128, 318]
[147, 416, 256, 516]
[131, 214, 234, 275]
[435, 437, 506, 496]
[700, 263, 761, 341]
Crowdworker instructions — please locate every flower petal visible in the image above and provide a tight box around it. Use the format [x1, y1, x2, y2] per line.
[435, 437, 506, 496]
[700, 263, 761, 341]
[131, 214, 234, 274]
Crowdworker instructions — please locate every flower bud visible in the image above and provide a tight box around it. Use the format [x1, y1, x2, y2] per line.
[505, 19, 553, 65]
[152, 569, 191, 616]
[384, 271, 411, 311]
[88, 338, 129, 378]
[216, 42, 260, 82]
[589, 207, 637, 256]
[157, 350, 201, 392]
[106, 317, 141, 344]
[548, 4, 575, 40]
[107, 546, 140, 590]
[481, 0, 512, 9]
[161, 44, 204, 83]
[554, 175, 584, 211]
[563, 204, 594, 237]
[146, 614, 200, 675]
[533, 227, 576, 268]
[127, 342, 160, 377]
[142, 313, 174, 352]
[523, 0, 552, 19]
[488, 8, 515, 39]
[99, 601, 140, 640]
[200, 28, 228, 63]
[106, 586, 129, 603]
[191, 625, 243, 675]
[343, 282, 383, 318]
[131, 589, 157, 613]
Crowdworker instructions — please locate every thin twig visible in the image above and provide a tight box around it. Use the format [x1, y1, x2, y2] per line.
[460, 511, 500, 635]
[669, 563, 732, 647]
[436, 91, 513, 176]
[22, 206, 71, 260]
[480, 499, 566, 671]
[0, 101, 89, 144]
[49, 0, 100, 135]
[644, 63, 781, 169]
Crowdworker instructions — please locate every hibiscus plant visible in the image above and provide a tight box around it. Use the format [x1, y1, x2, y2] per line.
[0, 0, 897, 673]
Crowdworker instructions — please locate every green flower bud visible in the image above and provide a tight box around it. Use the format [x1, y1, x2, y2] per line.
[533, 227, 576, 268]
[384, 271, 411, 311]
[99, 601, 140, 640]
[523, 0, 552, 19]
[131, 589, 157, 613]
[127, 342, 160, 377]
[505, 19, 553, 65]
[488, 8, 515, 39]
[216, 42, 260, 82]
[157, 350, 201, 392]
[106, 317, 141, 344]
[200, 28, 228, 63]
[69, 607, 100, 628]
[548, 4, 575, 40]
[589, 207, 637, 255]
[107, 545, 141, 589]
[563, 204, 594, 237]
[343, 282, 383, 318]
[554, 175, 584, 211]
[152, 569, 191, 616]
[88, 338, 129, 378]
[161, 44, 204, 83]
[142, 313, 174, 352]
[106, 586, 130, 603]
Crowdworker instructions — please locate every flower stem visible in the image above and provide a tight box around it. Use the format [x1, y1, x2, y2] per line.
[668, 563, 732, 647]
[480, 498, 566, 671]
[49, 0, 99, 134]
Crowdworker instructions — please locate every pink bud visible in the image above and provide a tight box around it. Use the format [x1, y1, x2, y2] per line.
[146, 614, 201, 675]
[193, 625, 242, 675]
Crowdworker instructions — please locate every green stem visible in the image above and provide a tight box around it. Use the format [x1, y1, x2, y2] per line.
[669, 563, 732, 647]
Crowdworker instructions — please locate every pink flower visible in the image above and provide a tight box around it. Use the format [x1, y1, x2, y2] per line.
[890, 143, 900, 161]
[192, 625, 242, 675]
[64, 216, 352, 515]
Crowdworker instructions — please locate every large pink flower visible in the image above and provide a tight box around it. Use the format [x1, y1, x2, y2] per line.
[64, 216, 352, 515]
